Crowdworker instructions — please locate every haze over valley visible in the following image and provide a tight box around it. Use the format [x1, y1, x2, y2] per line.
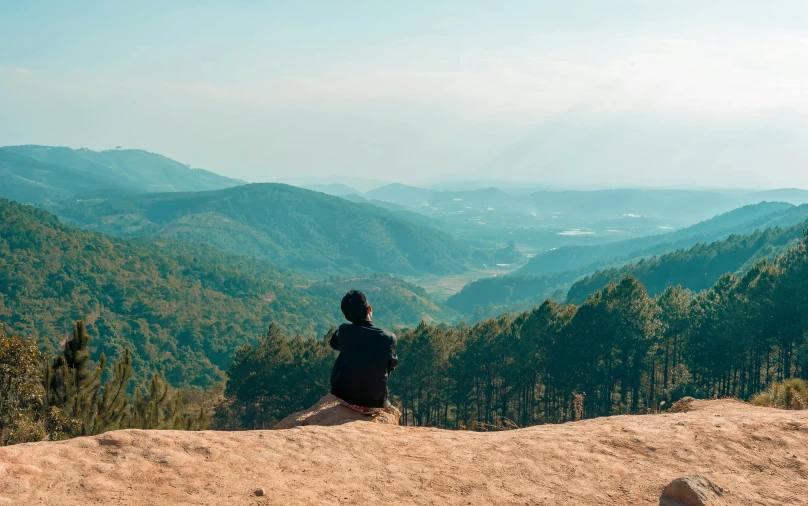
[3, 143, 808, 322]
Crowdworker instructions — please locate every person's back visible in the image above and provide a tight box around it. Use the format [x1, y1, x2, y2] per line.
[329, 290, 398, 410]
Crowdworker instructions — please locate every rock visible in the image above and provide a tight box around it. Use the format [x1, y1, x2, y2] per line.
[273, 394, 401, 429]
[97, 436, 122, 447]
[659, 475, 726, 506]
[669, 397, 696, 413]
[254, 489, 265, 497]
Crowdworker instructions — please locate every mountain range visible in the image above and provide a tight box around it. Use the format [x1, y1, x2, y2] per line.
[0, 145, 243, 204]
[566, 222, 806, 304]
[0, 197, 454, 387]
[5, 142, 808, 330]
[51, 183, 471, 277]
[360, 183, 808, 224]
[517, 201, 800, 276]
[447, 201, 808, 317]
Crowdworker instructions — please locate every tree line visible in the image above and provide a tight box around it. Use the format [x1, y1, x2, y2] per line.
[567, 224, 803, 303]
[220, 235, 808, 429]
[0, 198, 452, 390]
[4, 232, 806, 443]
[0, 321, 206, 446]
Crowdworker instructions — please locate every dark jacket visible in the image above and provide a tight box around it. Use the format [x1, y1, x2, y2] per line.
[329, 320, 398, 408]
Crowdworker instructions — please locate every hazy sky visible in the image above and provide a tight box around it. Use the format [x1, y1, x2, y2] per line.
[2, 1, 808, 188]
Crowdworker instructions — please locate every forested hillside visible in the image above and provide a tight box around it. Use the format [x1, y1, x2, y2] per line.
[445, 270, 571, 318]
[0, 150, 131, 204]
[53, 183, 471, 276]
[0, 198, 453, 388]
[4, 193, 808, 439]
[567, 223, 806, 304]
[518, 202, 801, 276]
[447, 203, 808, 319]
[2, 145, 242, 195]
[300, 183, 363, 196]
[219, 235, 808, 429]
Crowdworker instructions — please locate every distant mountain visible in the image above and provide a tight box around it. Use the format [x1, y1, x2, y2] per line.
[362, 184, 808, 253]
[0, 149, 132, 204]
[365, 183, 511, 209]
[567, 222, 807, 304]
[300, 184, 363, 197]
[448, 202, 808, 318]
[0, 197, 454, 387]
[517, 202, 798, 276]
[338, 193, 369, 204]
[526, 188, 752, 224]
[326, 192, 425, 216]
[365, 183, 436, 207]
[53, 183, 471, 277]
[0, 145, 243, 203]
[279, 176, 390, 193]
[744, 188, 808, 205]
[365, 184, 754, 221]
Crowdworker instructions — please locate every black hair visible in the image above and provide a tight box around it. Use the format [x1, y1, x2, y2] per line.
[341, 290, 370, 323]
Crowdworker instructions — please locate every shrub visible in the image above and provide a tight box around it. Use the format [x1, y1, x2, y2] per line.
[750, 378, 808, 410]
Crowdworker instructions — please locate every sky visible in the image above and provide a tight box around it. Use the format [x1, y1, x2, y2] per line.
[2, 1, 808, 189]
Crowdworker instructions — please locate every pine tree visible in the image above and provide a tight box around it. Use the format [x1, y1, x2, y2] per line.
[224, 322, 295, 428]
[93, 349, 134, 433]
[48, 321, 106, 434]
[46, 320, 142, 436]
[131, 373, 184, 430]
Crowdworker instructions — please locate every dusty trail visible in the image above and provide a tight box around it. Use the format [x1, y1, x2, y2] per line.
[1, 400, 807, 505]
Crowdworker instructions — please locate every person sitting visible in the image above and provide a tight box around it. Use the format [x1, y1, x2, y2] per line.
[329, 290, 398, 415]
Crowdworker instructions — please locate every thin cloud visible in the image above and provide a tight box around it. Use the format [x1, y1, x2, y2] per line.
[0, 67, 32, 78]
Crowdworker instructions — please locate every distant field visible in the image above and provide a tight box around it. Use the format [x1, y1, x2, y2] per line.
[408, 267, 516, 301]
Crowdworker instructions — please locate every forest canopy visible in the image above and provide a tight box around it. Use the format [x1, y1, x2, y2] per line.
[220, 234, 808, 429]
[0, 198, 453, 388]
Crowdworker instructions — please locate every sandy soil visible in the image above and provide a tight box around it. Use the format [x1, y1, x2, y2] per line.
[1, 399, 807, 505]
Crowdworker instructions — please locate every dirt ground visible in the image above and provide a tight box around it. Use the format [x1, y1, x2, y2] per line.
[1, 399, 807, 505]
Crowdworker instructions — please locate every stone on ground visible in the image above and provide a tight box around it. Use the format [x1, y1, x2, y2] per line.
[273, 393, 401, 429]
[668, 396, 697, 413]
[659, 475, 726, 506]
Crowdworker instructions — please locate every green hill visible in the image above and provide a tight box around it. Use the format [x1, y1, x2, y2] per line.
[445, 271, 572, 319]
[448, 202, 808, 318]
[0, 145, 243, 203]
[0, 198, 453, 388]
[0, 150, 132, 204]
[52, 183, 471, 276]
[567, 223, 807, 304]
[517, 202, 797, 276]
[364, 183, 437, 207]
[744, 188, 808, 205]
[300, 183, 363, 196]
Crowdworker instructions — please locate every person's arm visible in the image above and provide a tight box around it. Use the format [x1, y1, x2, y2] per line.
[329, 329, 340, 351]
[387, 335, 398, 374]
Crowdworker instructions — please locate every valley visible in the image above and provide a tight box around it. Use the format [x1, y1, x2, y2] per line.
[3, 144, 808, 328]
[403, 266, 517, 302]
[1, 143, 807, 452]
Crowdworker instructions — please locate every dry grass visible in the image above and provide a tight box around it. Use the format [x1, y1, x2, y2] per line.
[750, 378, 808, 410]
[409, 268, 515, 300]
